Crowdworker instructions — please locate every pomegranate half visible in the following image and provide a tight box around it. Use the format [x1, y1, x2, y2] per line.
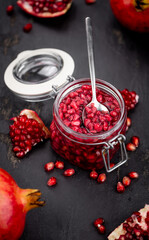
[0, 168, 45, 240]
[17, 0, 72, 18]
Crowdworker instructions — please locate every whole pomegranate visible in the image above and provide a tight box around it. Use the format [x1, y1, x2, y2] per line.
[110, 0, 149, 32]
[0, 168, 45, 240]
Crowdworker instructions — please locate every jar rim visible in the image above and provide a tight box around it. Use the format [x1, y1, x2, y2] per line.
[53, 78, 126, 140]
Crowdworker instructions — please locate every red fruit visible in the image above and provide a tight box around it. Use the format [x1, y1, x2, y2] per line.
[63, 168, 75, 177]
[47, 177, 57, 186]
[86, 0, 96, 4]
[108, 205, 149, 240]
[117, 182, 125, 193]
[6, 5, 14, 14]
[55, 161, 64, 169]
[128, 171, 139, 179]
[110, 163, 115, 168]
[44, 162, 54, 172]
[94, 218, 104, 227]
[98, 225, 106, 234]
[17, 0, 72, 18]
[119, 89, 139, 111]
[97, 173, 106, 183]
[0, 168, 44, 240]
[126, 143, 136, 151]
[122, 176, 131, 187]
[126, 117, 131, 127]
[9, 109, 50, 158]
[110, 0, 149, 32]
[90, 170, 98, 179]
[131, 136, 140, 147]
[23, 23, 32, 33]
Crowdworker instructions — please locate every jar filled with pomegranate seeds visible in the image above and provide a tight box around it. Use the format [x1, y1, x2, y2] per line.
[4, 48, 128, 172]
[50, 78, 128, 172]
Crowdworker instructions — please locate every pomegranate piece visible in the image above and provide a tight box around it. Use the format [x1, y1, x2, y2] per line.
[44, 162, 54, 172]
[0, 168, 45, 240]
[6, 5, 14, 14]
[9, 109, 50, 158]
[23, 23, 32, 33]
[108, 205, 149, 240]
[131, 136, 140, 147]
[122, 176, 131, 187]
[47, 177, 57, 187]
[85, 0, 96, 4]
[97, 173, 106, 183]
[63, 168, 75, 177]
[55, 160, 64, 169]
[117, 182, 125, 193]
[120, 89, 139, 111]
[17, 0, 72, 18]
[90, 170, 98, 179]
[128, 171, 139, 179]
[94, 218, 104, 227]
[126, 142, 136, 152]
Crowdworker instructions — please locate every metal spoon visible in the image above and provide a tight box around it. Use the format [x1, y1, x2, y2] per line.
[82, 17, 109, 125]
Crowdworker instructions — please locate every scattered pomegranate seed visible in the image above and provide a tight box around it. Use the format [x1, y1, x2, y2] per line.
[85, 0, 96, 4]
[131, 136, 140, 147]
[47, 177, 57, 187]
[94, 218, 104, 227]
[126, 143, 136, 151]
[44, 162, 54, 172]
[6, 5, 14, 14]
[117, 182, 125, 193]
[122, 176, 131, 187]
[97, 173, 106, 183]
[128, 171, 139, 179]
[23, 23, 32, 33]
[126, 117, 131, 128]
[55, 160, 64, 169]
[90, 170, 98, 179]
[97, 225, 106, 234]
[63, 168, 75, 177]
[110, 163, 115, 168]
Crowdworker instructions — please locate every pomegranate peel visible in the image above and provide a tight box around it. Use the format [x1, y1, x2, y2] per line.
[0, 168, 45, 240]
[17, 0, 72, 18]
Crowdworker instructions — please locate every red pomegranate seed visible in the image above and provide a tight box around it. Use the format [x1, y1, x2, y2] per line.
[126, 143, 136, 151]
[63, 168, 75, 177]
[97, 225, 106, 234]
[126, 117, 131, 127]
[44, 162, 54, 172]
[128, 171, 139, 179]
[94, 218, 104, 227]
[23, 23, 32, 33]
[47, 177, 57, 187]
[117, 182, 125, 193]
[131, 136, 140, 147]
[90, 170, 98, 180]
[122, 176, 131, 187]
[6, 5, 14, 14]
[55, 161, 64, 169]
[110, 163, 115, 168]
[85, 0, 96, 3]
[97, 173, 106, 183]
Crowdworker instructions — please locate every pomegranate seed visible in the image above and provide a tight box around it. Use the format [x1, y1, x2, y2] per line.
[23, 23, 32, 33]
[117, 182, 125, 193]
[131, 136, 140, 147]
[122, 176, 131, 187]
[97, 225, 106, 234]
[63, 168, 75, 177]
[85, 0, 96, 3]
[128, 171, 139, 179]
[55, 161, 64, 169]
[127, 117, 131, 127]
[44, 162, 54, 172]
[110, 163, 115, 168]
[90, 170, 98, 180]
[47, 177, 57, 187]
[94, 218, 104, 227]
[97, 173, 106, 183]
[6, 5, 14, 14]
[126, 143, 136, 151]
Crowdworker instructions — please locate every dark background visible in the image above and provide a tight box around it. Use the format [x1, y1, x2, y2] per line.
[0, 1, 149, 239]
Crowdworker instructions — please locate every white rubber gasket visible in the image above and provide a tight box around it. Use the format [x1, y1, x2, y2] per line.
[4, 48, 75, 98]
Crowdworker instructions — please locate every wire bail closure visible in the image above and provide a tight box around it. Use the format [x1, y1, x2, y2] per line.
[102, 134, 128, 173]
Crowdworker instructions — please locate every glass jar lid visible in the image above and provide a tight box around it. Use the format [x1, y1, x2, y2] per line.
[4, 48, 75, 101]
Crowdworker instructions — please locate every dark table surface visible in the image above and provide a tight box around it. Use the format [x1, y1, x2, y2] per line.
[0, 1, 149, 239]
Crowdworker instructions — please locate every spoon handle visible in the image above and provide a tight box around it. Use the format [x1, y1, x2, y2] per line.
[85, 17, 97, 103]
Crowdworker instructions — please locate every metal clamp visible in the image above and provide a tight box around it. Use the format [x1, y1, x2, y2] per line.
[102, 134, 128, 173]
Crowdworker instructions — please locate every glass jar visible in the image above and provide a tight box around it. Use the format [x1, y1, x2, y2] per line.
[50, 78, 128, 172]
